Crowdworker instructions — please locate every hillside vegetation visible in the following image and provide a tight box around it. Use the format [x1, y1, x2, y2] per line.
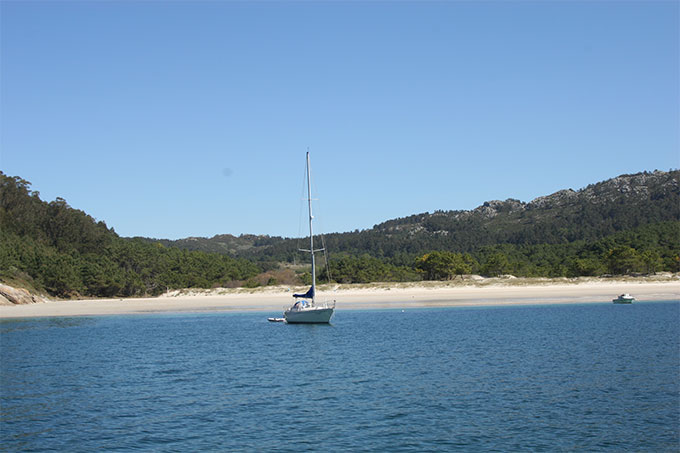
[0, 173, 260, 297]
[155, 170, 680, 283]
[1, 170, 678, 298]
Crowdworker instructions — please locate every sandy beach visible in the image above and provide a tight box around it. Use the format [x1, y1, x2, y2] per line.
[0, 278, 678, 319]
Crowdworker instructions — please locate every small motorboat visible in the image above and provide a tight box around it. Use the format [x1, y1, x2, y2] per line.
[613, 293, 635, 304]
[268, 317, 285, 322]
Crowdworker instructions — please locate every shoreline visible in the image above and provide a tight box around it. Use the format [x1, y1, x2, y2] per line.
[0, 278, 678, 319]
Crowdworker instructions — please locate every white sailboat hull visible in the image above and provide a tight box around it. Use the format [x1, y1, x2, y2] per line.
[284, 305, 334, 324]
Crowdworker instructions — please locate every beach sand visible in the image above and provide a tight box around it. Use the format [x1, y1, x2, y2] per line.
[0, 279, 678, 319]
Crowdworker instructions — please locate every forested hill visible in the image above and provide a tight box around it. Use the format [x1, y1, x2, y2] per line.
[326, 169, 680, 259]
[1, 169, 678, 298]
[160, 170, 679, 263]
[141, 233, 280, 256]
[0, 173, 261, 298]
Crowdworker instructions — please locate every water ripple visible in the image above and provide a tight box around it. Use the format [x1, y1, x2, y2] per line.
[1, 303, 678, 451]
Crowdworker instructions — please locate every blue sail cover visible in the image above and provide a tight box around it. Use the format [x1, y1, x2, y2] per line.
[293, 286, 315, 299]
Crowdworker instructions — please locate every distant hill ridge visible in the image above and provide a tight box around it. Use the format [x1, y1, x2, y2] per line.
[156, 170, 679, 261]
[377, 170, 677, 229]
[1, 169, 678, 297]
[145, 233, 277, 255]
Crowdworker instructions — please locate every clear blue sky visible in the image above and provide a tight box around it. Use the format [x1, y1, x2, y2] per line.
[1, 1, 678, 240]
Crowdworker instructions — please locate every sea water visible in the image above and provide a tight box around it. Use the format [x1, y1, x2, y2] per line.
[1, 301, 678, 452]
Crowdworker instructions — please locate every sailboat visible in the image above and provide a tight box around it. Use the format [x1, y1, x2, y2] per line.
[283, 152, 335, 324]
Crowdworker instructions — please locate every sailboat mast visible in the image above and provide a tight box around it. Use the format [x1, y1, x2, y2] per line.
[306, 151, 316, 306]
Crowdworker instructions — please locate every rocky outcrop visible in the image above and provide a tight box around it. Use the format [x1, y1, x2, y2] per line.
[576, 170, 676, 204]
[0, 284, 45, 305]
[528, 189, 577, 209]
[525, 171, 677, 209]
[472, 199, 525, 218]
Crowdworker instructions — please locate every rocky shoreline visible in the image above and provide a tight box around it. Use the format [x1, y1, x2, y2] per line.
[0, 284, 48, 305]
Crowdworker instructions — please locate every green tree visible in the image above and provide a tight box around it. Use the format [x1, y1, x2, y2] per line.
[40, 253, 83, 297]
[606, 246, 641, 275]
[416, 251, 453, 280]
[481, 253, 510, 277]
[568, 257, 604, 277]
[415, 251, 474, 281]
[640, 250, 661, 275]
[461, 253, 479, 276]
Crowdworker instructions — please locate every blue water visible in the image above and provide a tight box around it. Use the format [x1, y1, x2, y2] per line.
[1, 302, 678, 452]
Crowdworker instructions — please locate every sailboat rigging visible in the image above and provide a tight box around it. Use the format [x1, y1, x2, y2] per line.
[281, 152, 335, 324]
